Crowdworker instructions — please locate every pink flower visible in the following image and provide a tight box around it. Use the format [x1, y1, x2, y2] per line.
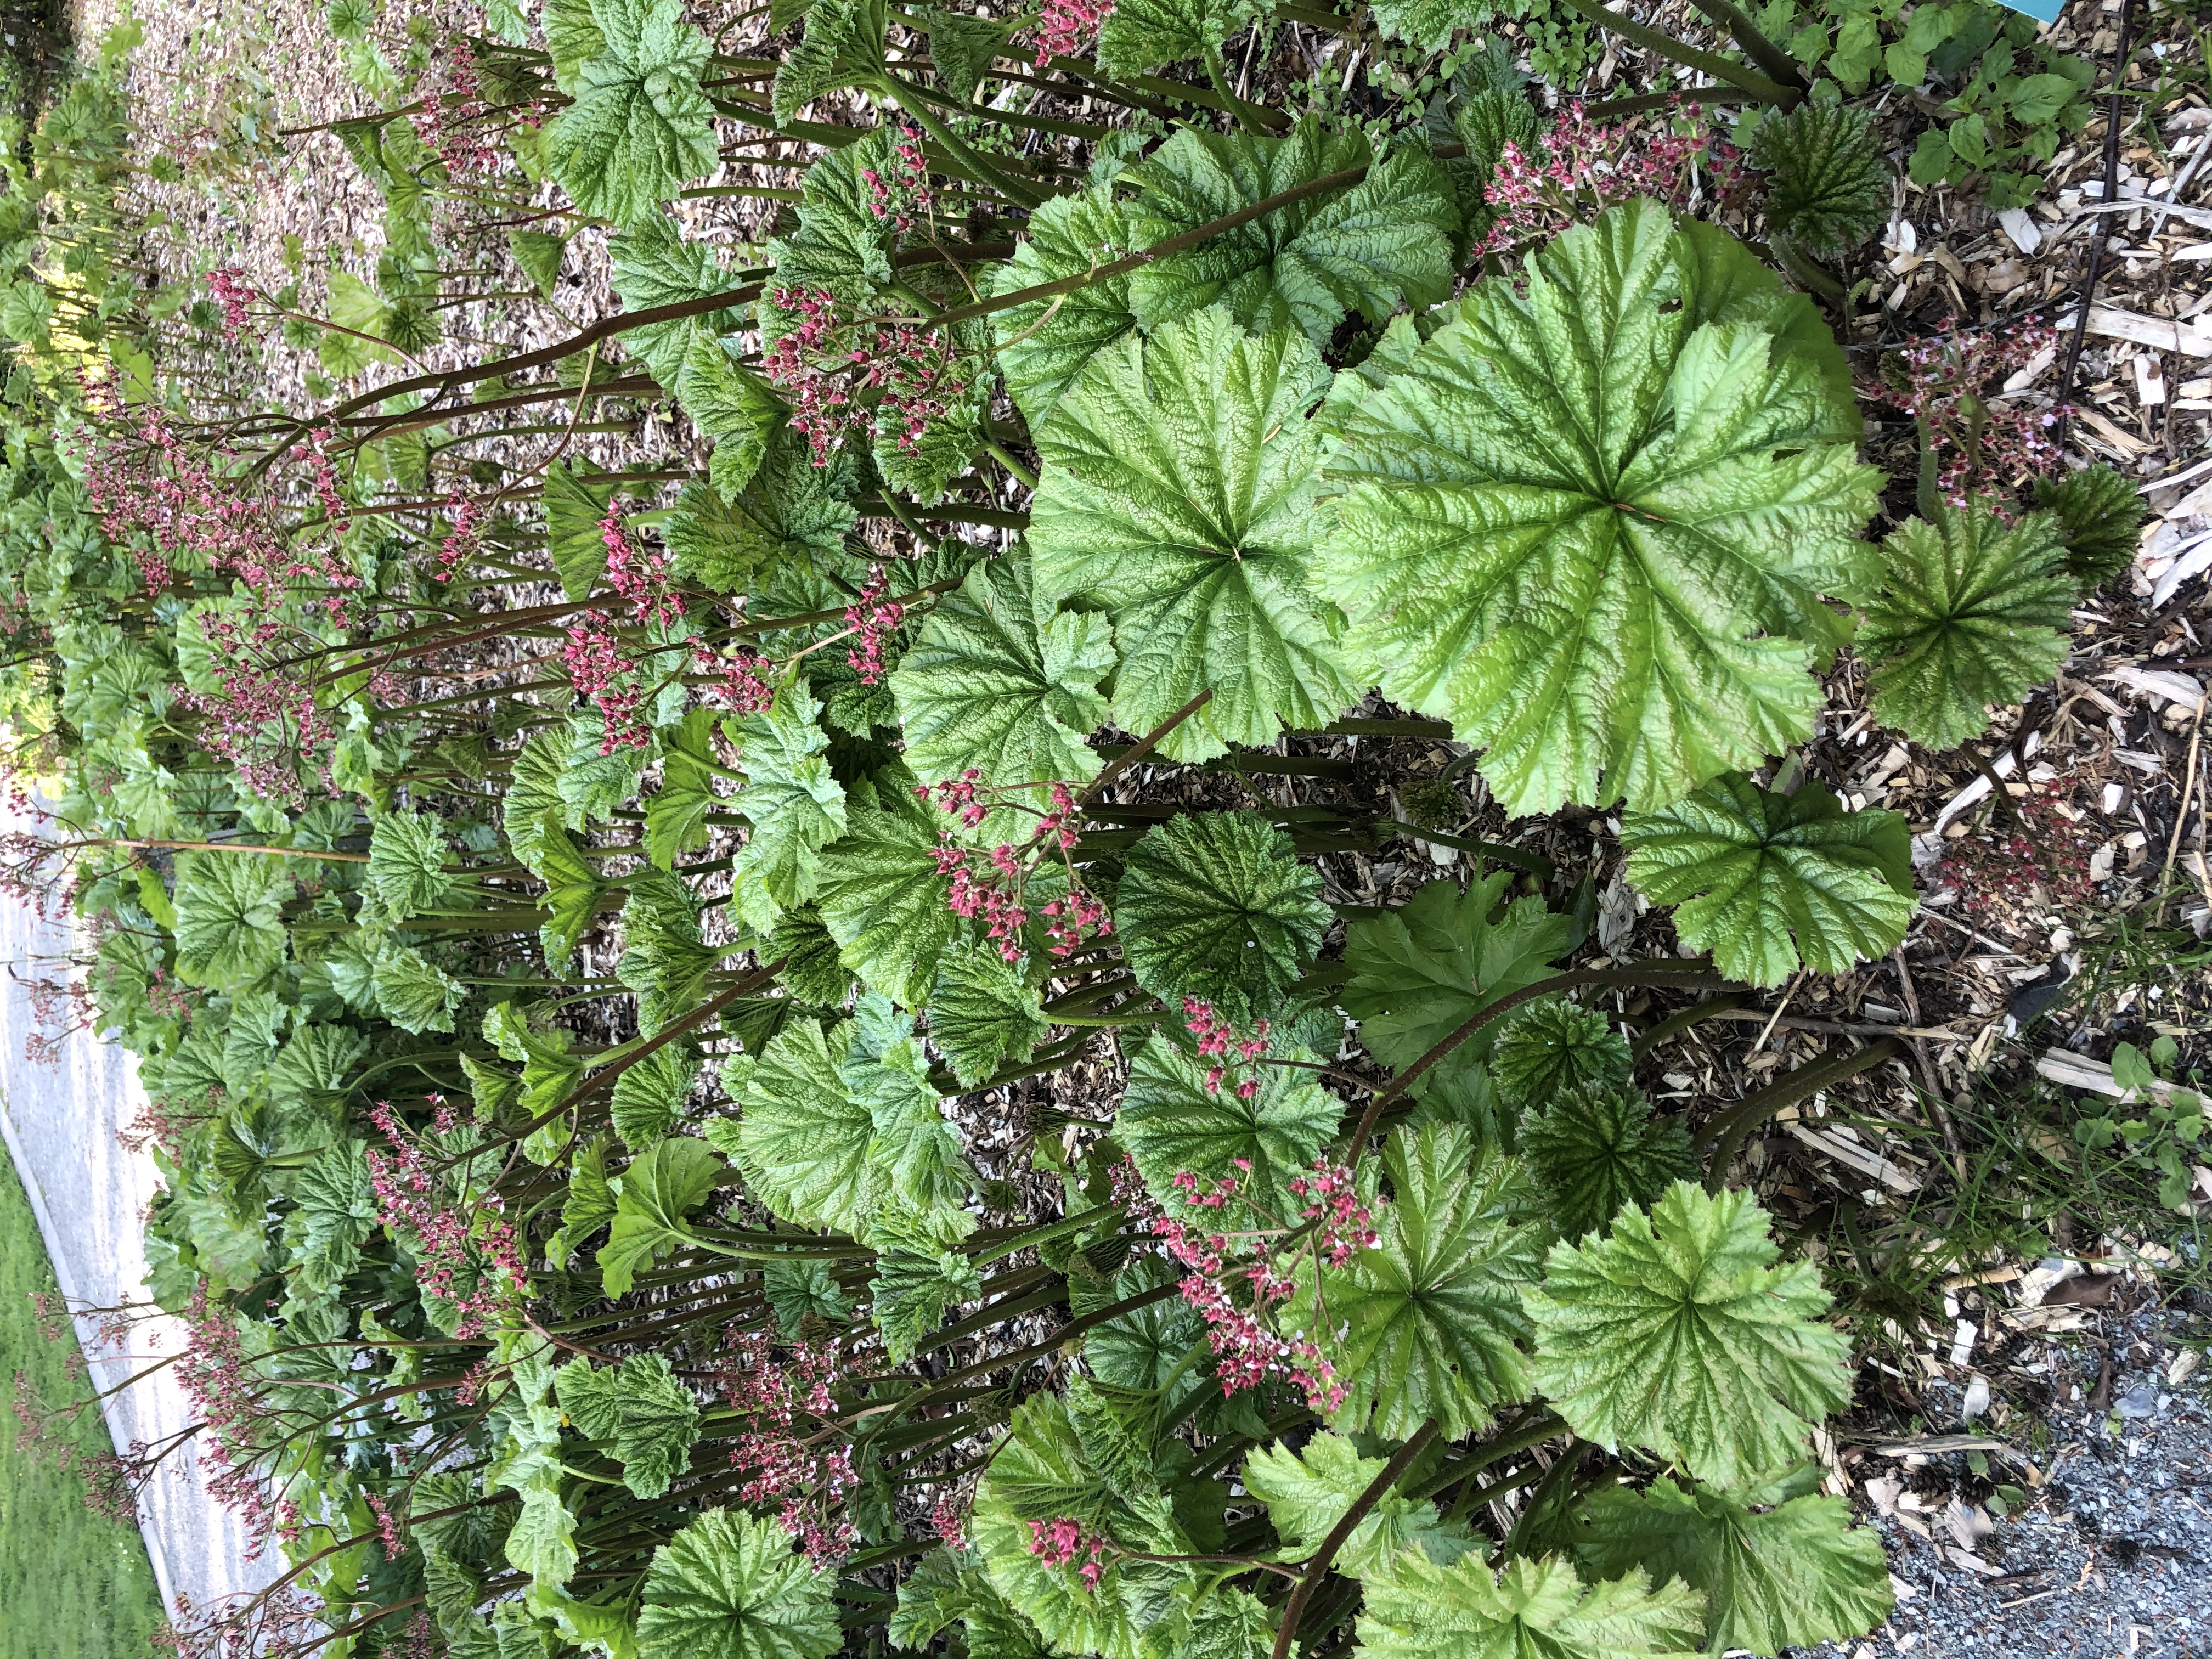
[1476, 100, 1740, 261]
[720, 1329, 859, 1564]
[1032, 0, 1114, 66]
[843, 563, 905, 684]
[1864, 323, 2069, 509]
[1026, 1516, 1109, 1591]
[411, 40, 496, 174]
[206, 268, 257, 342]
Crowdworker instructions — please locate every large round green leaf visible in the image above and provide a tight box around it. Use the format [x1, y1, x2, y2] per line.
[1317, 200, 1881, 816]
[1855, 499, 2075, 752]
[1622, 773, 1915, 988]
[1114, 811, 1330, 1023]
[1291, 1125, 1545, 1441]
[171, 850, 291, 990]
[543, 0, 719, 225]
[890, 556, 1114, 795]
[1524, 1181, 1852, 1488]
[636, 1508, 841, 1659]
[1031, 306, 1358, 762]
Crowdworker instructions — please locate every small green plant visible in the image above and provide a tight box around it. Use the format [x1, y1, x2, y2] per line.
[2078, 1038, 2209, 1213]
[1750, 0, 2095, 207]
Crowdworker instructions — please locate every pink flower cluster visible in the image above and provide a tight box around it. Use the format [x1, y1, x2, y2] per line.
[365, 1490, 405, 1558]
[154, 1583, 330, 1659]
[1040, 886, 1109, 958]
[22, 969, 92, 1068]
[919, 776, 1110, 962]
[74, 405, 309, 602]
[175, 1286, 305, 1555]
[1865, 324, 2068, 509]
[1026, 1516, 1108, 1590]
[206, 268, 257, 342]
[861, 127, 934, 234]
[411, 41, 495, 174]
[693, 643, 777, 714]
[1032, 0, 1114, 66]
[844, 563, 905, 684]
[363, 1101, 528, 1339]
[1478, 100, 1740, 259]
[931, 1490, 970, 1549]
[720, 1328, 856, 1563]
[1182, 998, 1269, 1099]
[433, 496, 482, 583]
[601, 504, 685, 630]
[934, 838, 1031, 961]
[552, 509, 686, 752]
[178, 612, 338, 804]
[924, 768, 990, 829]
[761, 286, 970, 466]
[1114, 1154, 1379, 1415]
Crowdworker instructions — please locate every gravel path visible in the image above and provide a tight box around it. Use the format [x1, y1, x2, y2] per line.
[0, 812, 272, 1623]
[1808, 1304, 2212, 1658]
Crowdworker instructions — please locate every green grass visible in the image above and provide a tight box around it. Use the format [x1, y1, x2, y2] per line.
[0, 1136, 167, 1659]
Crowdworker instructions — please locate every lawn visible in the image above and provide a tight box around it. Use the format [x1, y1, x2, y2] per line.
[0, 1136, 166, 1659]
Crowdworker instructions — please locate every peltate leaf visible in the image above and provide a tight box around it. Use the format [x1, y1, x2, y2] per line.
[1523, 1181, 1852, 1488]
[1115, 811, 1330, 1024]
[1031, 307, 1358, 761]
[636, 1509, 841, 1659]
[611, 212, 746, 390]
[597, 1135, 725, 1296]
[922, 10, 1007, 104]
[544, 0, 718, 224]
[844, 994, 973, 1208]
[372, 941, 468, 1035]
[2032, 464, 2141, 588]
[1750, 100, 1890, 258]
[678, 332, 784, 500]
[1340, 872, 1574, 1101]
[1116, 1033, 1341, 1205]
[610, 1042, 697, 1147]
[1353, 1554, 1705, 1659]
[972, 1394, 1190, 1659]
[368, 810, 454, 919]
[816, 781, 959, 1008]
[665, 431, 858, 594]
[771, 904, 856, 1006]
[1317, 200, 1879, 815]
[646, 718, 721, 873]
[1292, 1125, 1545, 1441]
[715, 1018, 875, 1233]
[1096, 0, 1258, 77]
[729, 682, 847, 932]
[172, 851, 291, 990]
[544, 459, 618, 600]
[1521, 1084, 1696, 1240]
[1489, 998, 1633, 1118]
[763, 1256, 851, 1337]
[1126, 118, 1458, 347]
[614, 871, 725, 1036]
[929, 945, 1049, 1088]
[870, 1232, 984, 1362]
[890, 1547, 1046, 1658]
[771, 0, 887, 125]
[556, 1352, 702, 1499]
[1623, 774, 1914, 988]
[1571, 1469, 1892, 1655]
[535, 822, 608, 972]
[889, 555, 1113, 795]
[1244, 1431, 1477, 1580]
[1855, 501, 2075, 752]
[989, 183, 1141, 428]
